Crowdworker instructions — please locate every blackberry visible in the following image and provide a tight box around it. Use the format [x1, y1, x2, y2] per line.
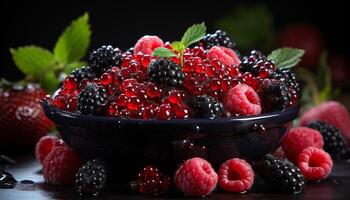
[77, 83, 108, 115]
[261, 79, 291, 112]
[271, 68, 301, 97]
[75, 158, 107, 196]
[240, 50, 271, 74]
[200, 30, 237, 50]
[89, 45, 122, 76]
[126, 47, 134, 54]
[256, 155, 305, 194]
[147, 58, 185, 88]
[192, 94, 223, 119]
[307, 120, 348, 159]
[71, 66, 96, 82]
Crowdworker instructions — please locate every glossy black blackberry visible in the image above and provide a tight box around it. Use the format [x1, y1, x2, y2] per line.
[240, 50, 270, 74]
[200, 30, 237, 50]
[75, 158, 107, 196]
[271, 68, 301, 97]
[261, 79, 291, 112]
[126, 47, 134, 54]
[256, 155, 305, 194]
[71, 66, 96, 82]
[77, 83, 108, 115]
[308, 120, 347, 159]
[89, 45, 122, 76]
[147, 58, 185, 88]
[192, 94, 223, 119]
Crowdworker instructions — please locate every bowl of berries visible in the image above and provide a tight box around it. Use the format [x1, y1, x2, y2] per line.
[42, 23, 303, 181]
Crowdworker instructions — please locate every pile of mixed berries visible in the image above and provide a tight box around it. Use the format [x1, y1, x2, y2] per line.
[51, 29, 300, 120]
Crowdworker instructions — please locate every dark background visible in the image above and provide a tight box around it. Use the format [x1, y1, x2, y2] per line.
[0, 0, 347, 81]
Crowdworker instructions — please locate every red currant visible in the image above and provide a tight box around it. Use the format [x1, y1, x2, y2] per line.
[63, 76, 78, 90]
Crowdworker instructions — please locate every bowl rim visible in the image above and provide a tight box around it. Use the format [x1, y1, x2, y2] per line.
[42, 100, 300, 126]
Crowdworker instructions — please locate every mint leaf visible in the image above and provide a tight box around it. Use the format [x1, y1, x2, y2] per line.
[54, 13, 91, 64]
[10, 46, 55, 77]
[181, 22, 206, 47]
[152, 47, 177, 58]
[171, 41, 186, 53]
[267, 48, 305, 68]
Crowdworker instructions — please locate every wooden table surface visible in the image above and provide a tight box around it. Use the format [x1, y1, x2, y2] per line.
[1, 154, 350, 200]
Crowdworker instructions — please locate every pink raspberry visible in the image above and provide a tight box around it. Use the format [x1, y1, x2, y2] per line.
[174, 157, 218, 197]
[43, 146, 82, 185]
[282, 127, 324, 164]
[298, 147, 333, 181]
[134, 35, 164, 55]
[35, 135, 65, 164]
[300, 101, 350, 144]
[218, 158, 254, 193]
[207, 46, 241, 66]
[224, 84, 261, 116]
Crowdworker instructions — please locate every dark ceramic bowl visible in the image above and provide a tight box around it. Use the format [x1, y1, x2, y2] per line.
[42, 100, 299, 180]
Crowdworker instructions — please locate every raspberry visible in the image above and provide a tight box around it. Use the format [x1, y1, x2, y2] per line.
[43, 146, 82, 185]
[298, 147, 333, 181]
[134, 35, 164, 55]
[300, 101, 350, 144]
[137, 166, 170, 196]
[224, 84, 261, 116]
[75, 158, 107, 196]
[174, 157, 218, 197]
[207, 46, 240, 66]
[218, 158, 254, 193]
[281, 127, 324, 164]
[35, 135, 64, 164]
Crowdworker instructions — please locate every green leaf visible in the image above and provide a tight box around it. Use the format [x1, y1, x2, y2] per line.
[152, 47, 177, 58]
[40, 71, 60, 93]
[171, 41, 186, 53]
[267, 48, 305, 69]
[215, 3, 275, 52]
[64, 61, 87, 74]
[10, 46, 55, 78]
[54, 13, 91, 64]
[181, 22, 206, 47]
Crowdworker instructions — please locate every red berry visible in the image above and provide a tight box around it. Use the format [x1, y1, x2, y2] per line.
[168, 90, 185, 104]
[120, 78, 138, 92]
[106, 101, 119, 116]
[224, 84, 261, 116]
[174, 157, 218, 197]
[157, 103, 172, 120]
[140, 54, 151, 68]
[174, 105, 190, 119]
[137, 166, 171, 196]
[134, 35, 164, 55]
[127, 96, 142, 111]
[43, 146, 82, 185]
[218, 158, 254, 193]
[116, 93, 128, 108]
[66, 97, 77, 112]
[282, 127, 324, 164]
[207, 46, 241, 66]
[35, 136, 64, 164]
[63, 76, 78, 90]
[145, 83, 162, 98]
[100, 73, 113, 86]
[298, 147, 333, 181]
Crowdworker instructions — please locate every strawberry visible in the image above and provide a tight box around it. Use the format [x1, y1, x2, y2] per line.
[0, 83, 53, 150]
